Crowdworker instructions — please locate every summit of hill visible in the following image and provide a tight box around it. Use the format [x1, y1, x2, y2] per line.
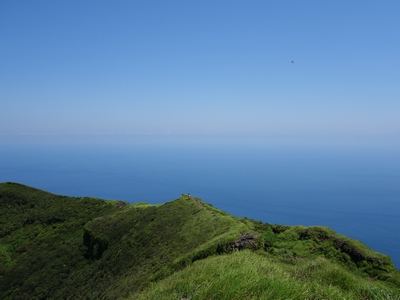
[1, 182, 399, 299]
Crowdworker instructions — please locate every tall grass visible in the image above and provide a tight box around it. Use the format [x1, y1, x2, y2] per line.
[1, 184, 399, 300]
[135, 251, 400, 300]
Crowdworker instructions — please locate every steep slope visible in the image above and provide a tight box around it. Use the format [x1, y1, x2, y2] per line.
[135, 221, 400, 299]
[1, 182, 399, 300]
[0, 183, 252, 299]
[0, 182, 120, 299]
[79, 194, 252, 298]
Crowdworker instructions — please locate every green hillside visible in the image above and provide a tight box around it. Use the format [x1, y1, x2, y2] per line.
[0, 182, 399, 299]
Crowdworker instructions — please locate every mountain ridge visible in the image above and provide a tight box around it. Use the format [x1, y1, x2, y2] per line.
[1, 182, 399, 299]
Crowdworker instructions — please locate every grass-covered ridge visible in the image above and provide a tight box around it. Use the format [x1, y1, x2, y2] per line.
[137, 251, 399, 300]
[0, 182, 251, 299]
[0, 182, 399, 299]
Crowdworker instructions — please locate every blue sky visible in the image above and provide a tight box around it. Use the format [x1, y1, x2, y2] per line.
[1, 1, 399, 138]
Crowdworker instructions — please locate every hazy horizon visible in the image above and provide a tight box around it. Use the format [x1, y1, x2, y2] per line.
[1, 1, 399, 139]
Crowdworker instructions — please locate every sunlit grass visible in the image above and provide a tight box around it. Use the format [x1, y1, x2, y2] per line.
[136, 251, 400, 300]
[1, 183, 399, 300]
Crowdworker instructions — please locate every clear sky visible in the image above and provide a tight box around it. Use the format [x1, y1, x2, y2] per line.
[1, 1, 399, 138]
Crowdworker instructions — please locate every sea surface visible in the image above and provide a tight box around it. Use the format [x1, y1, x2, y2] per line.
[1, 135, 399, 268]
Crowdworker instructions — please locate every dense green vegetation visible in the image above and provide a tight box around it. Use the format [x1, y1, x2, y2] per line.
[137, 252, 399, 300]
[1, 182, 399, 299]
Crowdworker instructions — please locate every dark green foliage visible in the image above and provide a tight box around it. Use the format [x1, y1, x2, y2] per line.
[252, 222, 396, 279]
[261, 226, 278, 248]
[1, 183, 399, 300]
[0, 182, 118, 299]
[0, 184, 247, 299]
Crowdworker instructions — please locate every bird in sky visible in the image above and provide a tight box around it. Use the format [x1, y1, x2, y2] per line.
[291, 60, 295, 64]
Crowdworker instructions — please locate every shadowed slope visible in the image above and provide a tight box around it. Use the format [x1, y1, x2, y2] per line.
[0, 182, 399, 300]
[0, 183, 251, 299]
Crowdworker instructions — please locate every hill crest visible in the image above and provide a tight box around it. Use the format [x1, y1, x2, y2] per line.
[1, 182, 399, 299]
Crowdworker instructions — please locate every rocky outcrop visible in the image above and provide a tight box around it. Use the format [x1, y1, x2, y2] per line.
[230, 233, 258, 250]
[114, 201, 127, 208]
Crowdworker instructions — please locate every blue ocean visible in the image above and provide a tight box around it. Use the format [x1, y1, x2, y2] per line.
[1, 135, 399, 268]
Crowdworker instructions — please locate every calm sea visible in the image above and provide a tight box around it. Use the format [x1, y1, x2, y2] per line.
[1, 135, 399, 268]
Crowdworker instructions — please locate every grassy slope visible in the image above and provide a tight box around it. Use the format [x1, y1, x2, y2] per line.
[135, 224, 400, 300]
[136, 251, 400, 300]
[80, 193, 251, 299]
[0, 182, 399, 300]
[0, 182, 118, 299]
[0, 183, 251, 299]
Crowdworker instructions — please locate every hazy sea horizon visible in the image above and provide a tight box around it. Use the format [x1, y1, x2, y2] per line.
[1, 134, 399, 268]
